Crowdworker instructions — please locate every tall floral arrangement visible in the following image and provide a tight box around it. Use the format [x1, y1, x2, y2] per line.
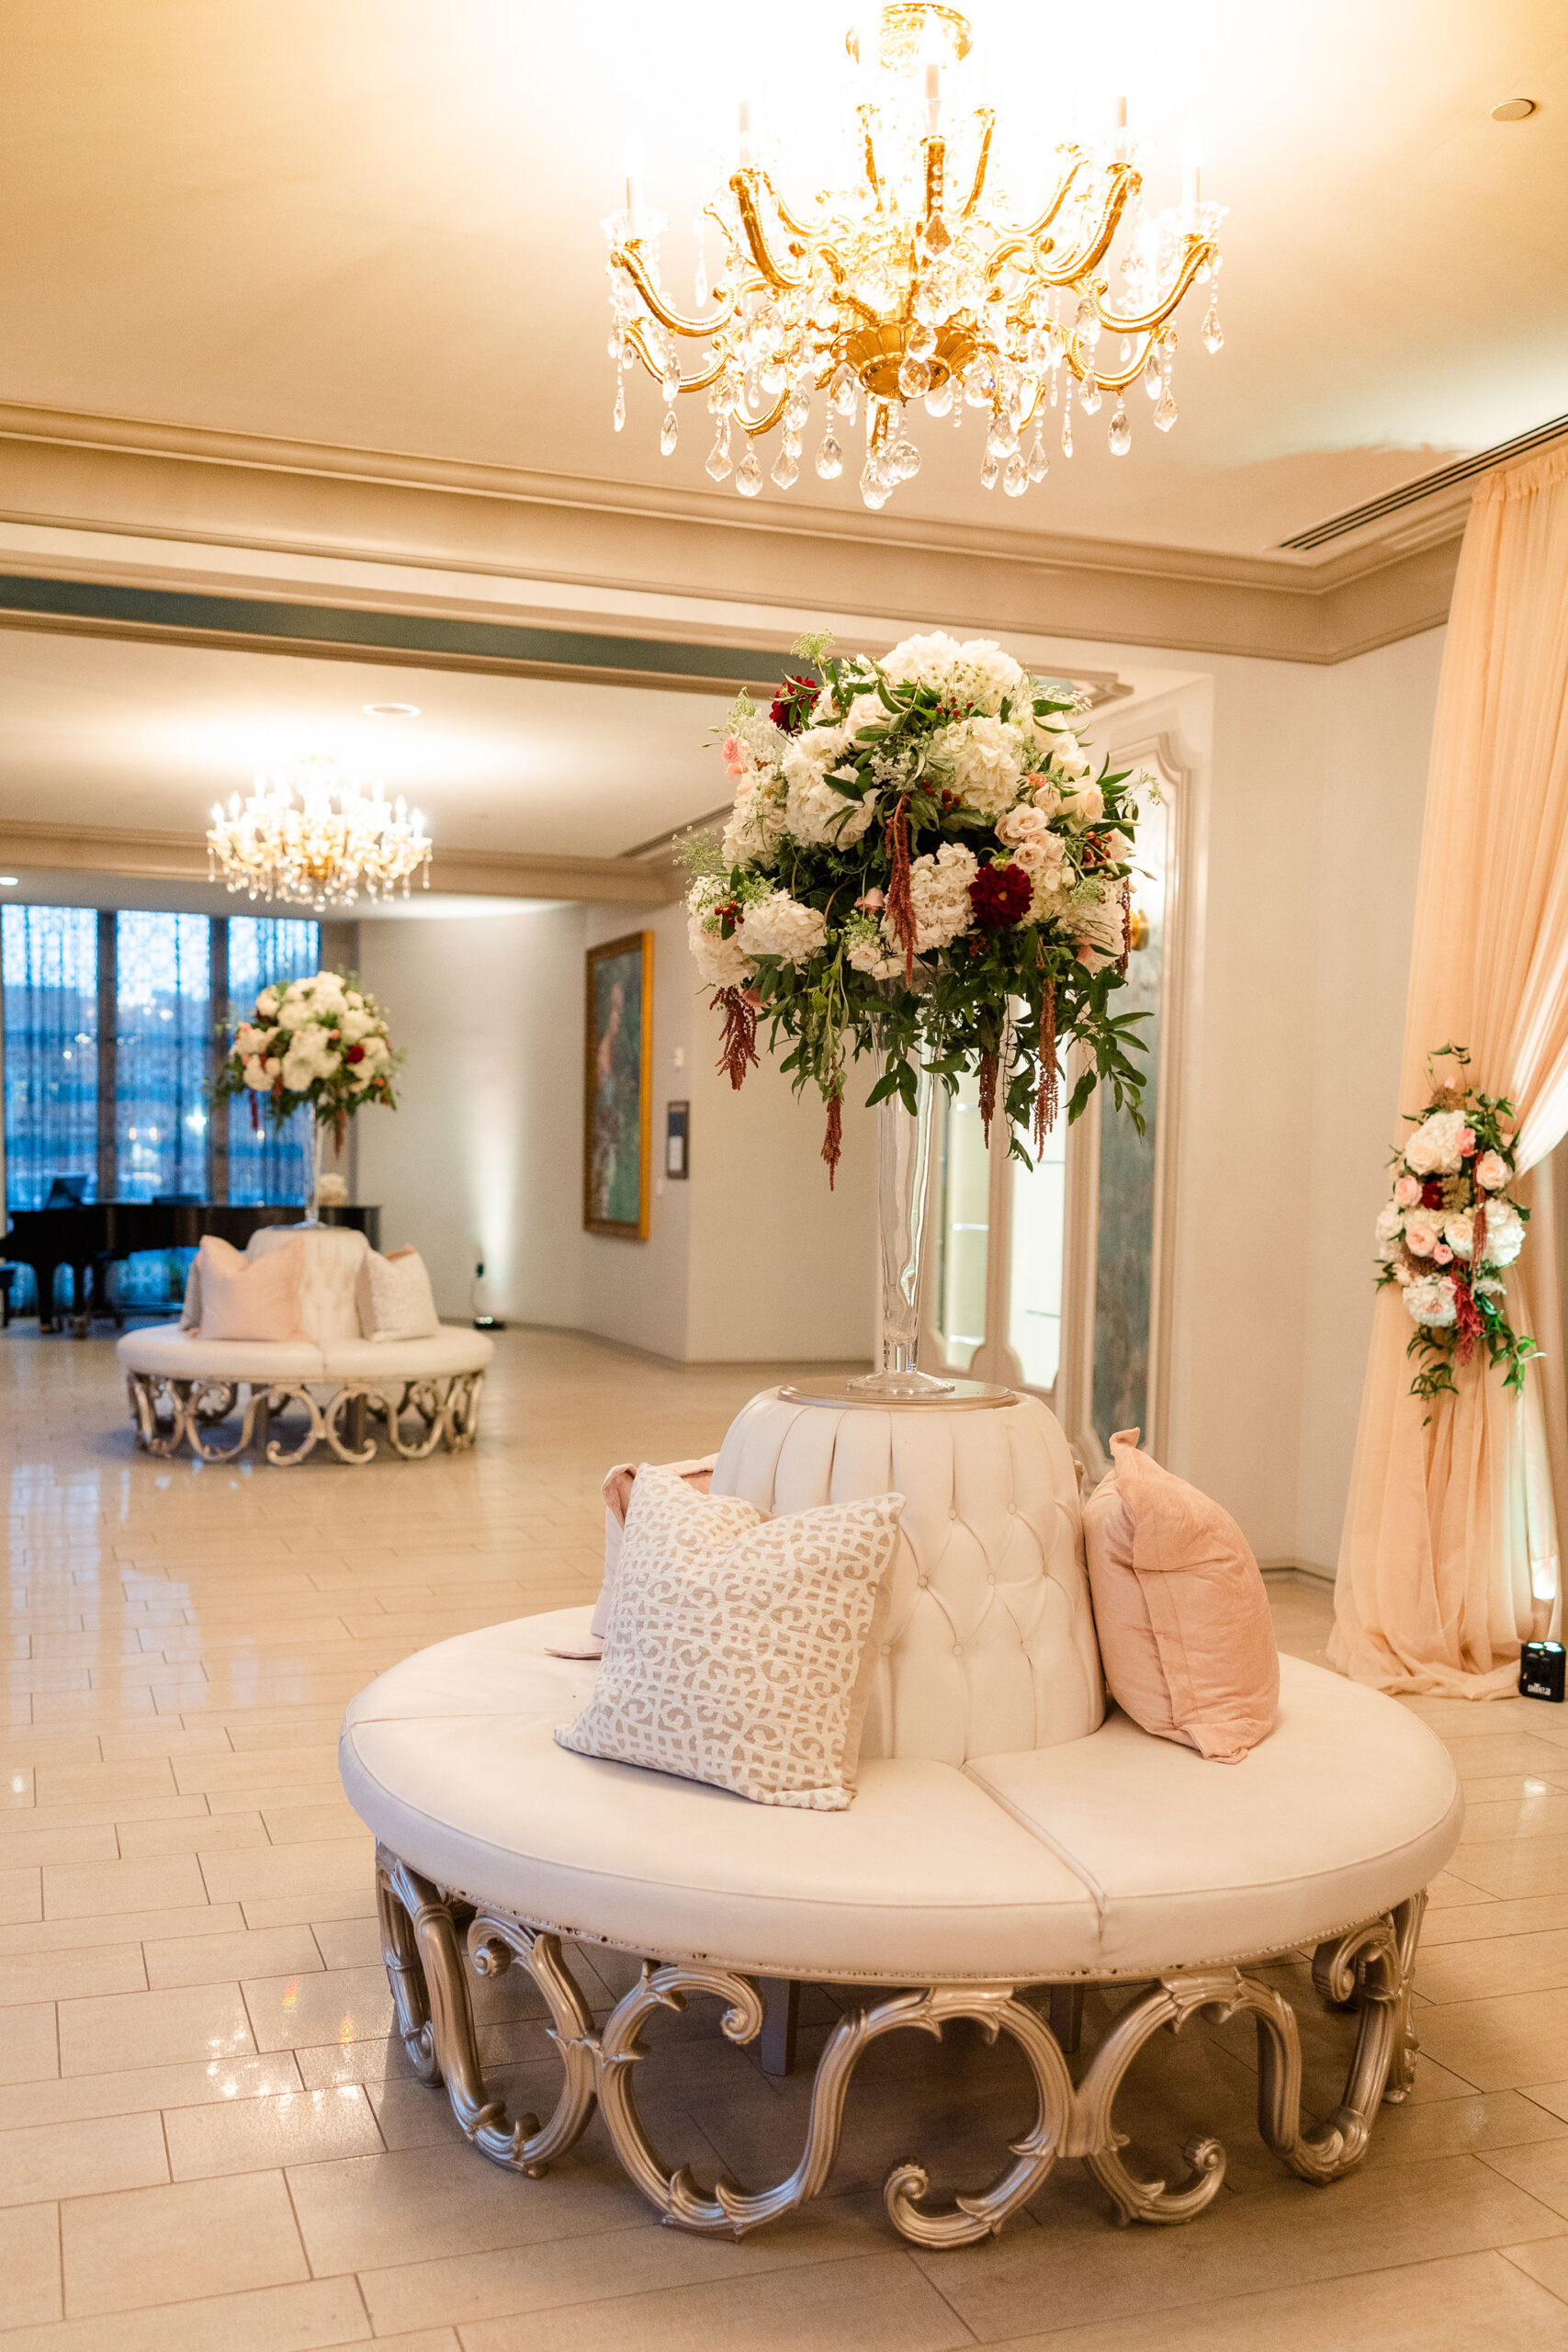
[1374, 1046, 1538, 1404]
[685, 629, 1147, 1179]
[212, 970, 400, 1146]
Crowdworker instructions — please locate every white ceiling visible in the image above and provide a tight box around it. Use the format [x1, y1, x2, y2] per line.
[0, 628, 737, 859]
[3, 0, 1563, 560]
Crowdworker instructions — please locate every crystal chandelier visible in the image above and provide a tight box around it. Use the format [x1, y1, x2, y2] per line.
[207, 755, 433, 910]
[604, 3, 1225, 508]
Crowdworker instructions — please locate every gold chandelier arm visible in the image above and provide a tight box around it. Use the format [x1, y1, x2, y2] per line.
[1033, 162, 1137, 284]
[1064, 339, 1153, 393]
[816, 247, 882, 331]
[1018, 154, 1084, 240]
[858, 105, 882, 206]
[959, 107, 995, 216]
[765, 175, 826, 241]
[612, 241, 738, 341]
[735, 389, 789, 438]
[1090, 240, 1216, 336]
[729, 172, 809, 292]
[624, 320, 728, 395]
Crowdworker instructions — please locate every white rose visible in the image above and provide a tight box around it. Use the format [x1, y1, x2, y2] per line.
[1479, 1198, 1525, 1267]
[1064, 780, 1105, 824]
[736, 891, 829, 966]
[1442, 1209, 1475, 1261]
[847, 932, 907, 979]
[1473, 1149, 1509, 1193]
[931, 716, 1023, 815]
[345, 990, 365, 1009]
[1027, 776, 1065, 819]
[1403, 1108, 1467, 1177]
[1404, 1274, 1458, 1329]
[1045, 730, 1091, 780]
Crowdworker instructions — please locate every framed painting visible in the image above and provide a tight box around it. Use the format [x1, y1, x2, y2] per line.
[584, 931, 653, 1239]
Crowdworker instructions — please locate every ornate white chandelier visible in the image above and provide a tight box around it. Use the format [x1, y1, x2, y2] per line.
[604, 3, 1225, 509]
[207, 755, 433, 910]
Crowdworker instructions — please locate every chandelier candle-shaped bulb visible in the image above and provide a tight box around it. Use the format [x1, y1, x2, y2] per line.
[600, 1, 1226, 509]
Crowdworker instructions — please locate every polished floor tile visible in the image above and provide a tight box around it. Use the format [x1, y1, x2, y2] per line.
[4, 1328, 1568, 2348]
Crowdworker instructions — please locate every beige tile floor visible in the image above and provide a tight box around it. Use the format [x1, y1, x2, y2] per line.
[6, 1328, 1568, 2348]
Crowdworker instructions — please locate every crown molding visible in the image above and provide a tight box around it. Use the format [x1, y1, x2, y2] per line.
[0, 818, 678, 907]
[0, 401, 1461, 666]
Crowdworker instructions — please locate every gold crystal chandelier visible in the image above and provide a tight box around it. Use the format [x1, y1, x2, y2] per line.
[604, 2, 1224, 508]
[208, 755, 433, 910]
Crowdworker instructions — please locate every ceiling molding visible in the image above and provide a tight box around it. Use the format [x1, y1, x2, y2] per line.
[0, 819, 679, 907]
[0, 401, 1461, 666]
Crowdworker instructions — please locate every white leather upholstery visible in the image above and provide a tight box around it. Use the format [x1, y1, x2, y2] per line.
[338, 1607, 1463, 1983]
[711, 1390, 1102, 1766]
[246, 1222, 367, 1346]
[115, 1331, 327, 1380]
[117, 1324, 492, 1380]
[320, 1329, 495, 1380]
[967, 1654, 1463, 1974]
[341, 1607, 1102, 1981]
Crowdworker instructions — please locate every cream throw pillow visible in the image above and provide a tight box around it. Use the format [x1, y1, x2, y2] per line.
[194, 1235, 306, 1342]
[356, 1246, 440, 1341]
[555, 1462, 904, 1811]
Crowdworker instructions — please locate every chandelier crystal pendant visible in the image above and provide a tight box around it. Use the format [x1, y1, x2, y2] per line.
[207, 755, 433, 910]
[604, 3, 1225, 509]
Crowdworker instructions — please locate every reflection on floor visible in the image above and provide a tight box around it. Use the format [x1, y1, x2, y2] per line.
[4, 1327, 1568, 2349]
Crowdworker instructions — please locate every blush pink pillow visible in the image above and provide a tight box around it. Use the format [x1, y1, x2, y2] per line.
[542, 1455, 720, 1661]
[194, 1235, 307, 1343]
[1082, 1429, 1279, 1762]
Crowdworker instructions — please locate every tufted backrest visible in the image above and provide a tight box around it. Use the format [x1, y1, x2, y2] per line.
[246, 1223, 368, 1347]
[711, 1389, 1103, 1767]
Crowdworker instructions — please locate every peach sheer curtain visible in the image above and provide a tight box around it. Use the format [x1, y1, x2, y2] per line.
[1332, 445, 1568, 1699]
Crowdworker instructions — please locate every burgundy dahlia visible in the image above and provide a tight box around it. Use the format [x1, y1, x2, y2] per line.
[770, 674, 818, 735]
[968, 862, 1032, 932]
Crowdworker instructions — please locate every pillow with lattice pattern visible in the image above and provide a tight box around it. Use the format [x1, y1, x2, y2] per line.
[555, 1461, 903, 1810]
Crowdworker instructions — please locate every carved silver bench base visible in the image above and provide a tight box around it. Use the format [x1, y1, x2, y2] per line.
[125, 1371, 485, 1464]
[374, 1842, 1427, 2246]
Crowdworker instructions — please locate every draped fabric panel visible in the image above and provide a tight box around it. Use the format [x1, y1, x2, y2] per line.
[1333, 446, 1568, 1697]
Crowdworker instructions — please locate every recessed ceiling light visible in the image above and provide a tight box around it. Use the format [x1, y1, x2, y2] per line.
[0, 876, 18, 887]
[1491, 97, 1538, 121]
[363, 702, 421, 718]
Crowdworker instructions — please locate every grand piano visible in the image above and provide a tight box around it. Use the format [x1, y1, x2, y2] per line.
[3, 1198, 380, 1333]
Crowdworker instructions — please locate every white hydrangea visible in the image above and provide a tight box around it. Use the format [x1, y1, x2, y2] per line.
[721, 774, 784, 868]
[1404, 1108, 1468, 1176]
[686, 879, 756, 991]
[878, 632, 1029, 717]
[1404, 1274, 1459, 1328]
[1479, 1198, 1525, 1267]
[1066, 884, 1127, 963]
[881, 842, 977, 955]
[242, 1056, 272, 1091]
[736, 891, 829, 966]
[782, 727, 876, 846]
[930, 716, 1024, 814]
[255, 987, 279, 1021]
[1374, 1202, 1406, 1261]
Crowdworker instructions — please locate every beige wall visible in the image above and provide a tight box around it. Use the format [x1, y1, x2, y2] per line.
[359, 896, 876, 1364]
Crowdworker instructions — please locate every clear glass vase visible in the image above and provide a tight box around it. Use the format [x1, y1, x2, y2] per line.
[847, 1061, 955, 1400]
[300, 1120, 325, 1227]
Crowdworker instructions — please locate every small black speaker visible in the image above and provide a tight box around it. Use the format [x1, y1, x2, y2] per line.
[1519, 1642, 1566, 1703]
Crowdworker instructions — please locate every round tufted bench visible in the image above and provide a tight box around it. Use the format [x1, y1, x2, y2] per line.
[341, 1388, 1462, 2246]
[118, 1224, 493, 1465]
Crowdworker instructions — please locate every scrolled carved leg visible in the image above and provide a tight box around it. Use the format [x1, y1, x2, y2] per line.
[593, 1969, 1075, 2247]
[467, 1912, 600, 2172]
[1072, 1973, 1235, 2226]
[264, 1385, 327, 1464]
[189, 1383, 280, 1464]
[126, 1372, 194, 1458]
[325, 1385, 381, 1465]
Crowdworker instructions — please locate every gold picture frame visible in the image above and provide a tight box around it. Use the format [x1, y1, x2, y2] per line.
[584, 931, 653, 1239]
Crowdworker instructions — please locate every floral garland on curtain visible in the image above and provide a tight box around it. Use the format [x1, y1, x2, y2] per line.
[1374, 1046, 1538, 1403]
[684, 629, 1148, 1182]
[212, 970, 400, 1147]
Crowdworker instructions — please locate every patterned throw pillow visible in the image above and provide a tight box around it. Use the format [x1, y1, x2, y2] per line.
[356, 1246, 440, 1341]
[555, 1462, 904, 1811]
